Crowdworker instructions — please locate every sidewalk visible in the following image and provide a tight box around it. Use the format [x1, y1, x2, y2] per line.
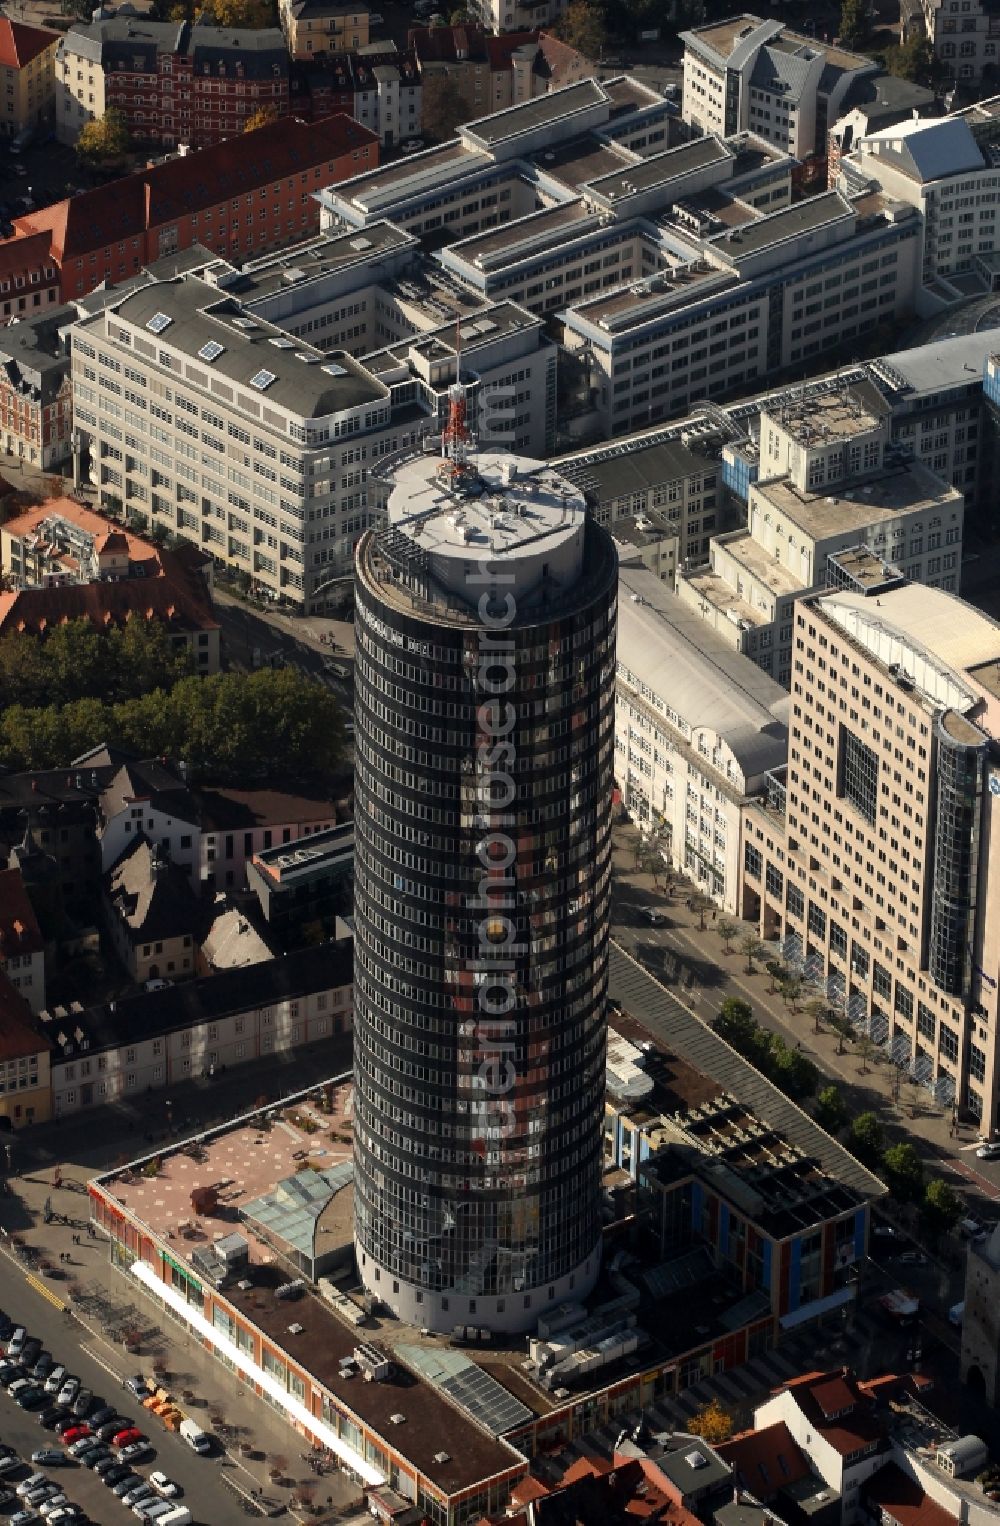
[610, 820, 999, 1207]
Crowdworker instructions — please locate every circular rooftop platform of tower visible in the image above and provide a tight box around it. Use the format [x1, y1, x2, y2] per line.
[385, 449, 587, 604]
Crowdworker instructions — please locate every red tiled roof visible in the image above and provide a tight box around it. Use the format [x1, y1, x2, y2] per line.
[409, 22, 539, 66]
[4, 497, 150, 553]
[812, 1376, 857, 1418]
[0, 18, 59, 69]
[0, 969, 49, 1061]
[0, 229, 52, 280]
[0, 578, 217, 638]
[865, 1464, 958, 1526]
[717, 1422, 811, 1501]
[0, 867, 43, 956]
[13, 114, 376, 262]
[778, 1369, 885, 1458]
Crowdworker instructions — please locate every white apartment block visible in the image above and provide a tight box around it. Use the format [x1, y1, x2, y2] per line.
[742, 580, 1000, 1133]
[842, 109, 1000, 307]
[47, 942, 352, 1116]
[350, 56, 422, 148]
[70, 253, 554, 605]
[677, 383, 964, 686]
[615, 557, 789, 912]
[904, 0, 1000, 84]
[681, 15, 875, 158]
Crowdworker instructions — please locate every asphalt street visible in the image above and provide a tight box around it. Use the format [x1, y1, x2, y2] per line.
[0, 1253, 255, 1525]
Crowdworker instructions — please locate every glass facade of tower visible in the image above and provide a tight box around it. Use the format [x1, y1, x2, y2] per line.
[351, 516, 617, 1331]
[929, 711, 988, 997]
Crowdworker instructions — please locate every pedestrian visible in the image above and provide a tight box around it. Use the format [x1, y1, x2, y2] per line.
[712, 909, 717, 922]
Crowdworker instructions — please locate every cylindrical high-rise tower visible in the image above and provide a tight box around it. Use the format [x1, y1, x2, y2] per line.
[352, 447, 617, 1333]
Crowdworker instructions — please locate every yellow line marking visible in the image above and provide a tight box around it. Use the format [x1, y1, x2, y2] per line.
[24, 1273, 66, 1311]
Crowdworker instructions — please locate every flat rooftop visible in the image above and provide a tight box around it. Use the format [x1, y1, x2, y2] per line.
[223, 223, 416, 304]
[682, 562, 780, 625]
[710, 191, 853, 261]
[762, 385, 882, 443]
[386, 451, 585, 564]
[756, 460, 961, 540]
[558, 433, 717, 501]
[572, 263, 735, 332]
[450, 201, 596, 267]
[586, 135, 731, 202]
[684, 15, 869, 73]
[330, 142, 492, 209]
[463, 79, 607, 148]
[533, 134, 635, 191]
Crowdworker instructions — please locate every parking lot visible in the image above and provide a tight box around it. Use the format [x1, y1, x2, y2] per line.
[0, 1257, 270, 1526]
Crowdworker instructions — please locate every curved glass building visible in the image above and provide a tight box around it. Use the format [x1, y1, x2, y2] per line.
[352, 449, 617, 1332]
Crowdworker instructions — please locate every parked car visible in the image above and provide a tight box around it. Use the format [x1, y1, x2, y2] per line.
[38, 1495, 70, 1517]
[43, 1368, 66, 1396]
[400, 137, 425, 153]
[17, 1472, 48, 1498]
[124, 1376, 149, 1398]
[38, 1407, 63, 1429]
[96, 1420, 129, 1443]
[53, 1418, 79, 1437]
[112, 1474, 143, 1497]
[149, 1473, 180, 1499]
[122, 1482, 155, 1508]
[102, 1464, 132, 1486]
[12, 1510, 40, 1526]
[117, 1442, 153, 1465]
[61, 1425, 92, 1445]
[976, 1141, 1000, 1160]
[17, 1386, 47, 1409]
[55, 1378, 79, 1408]
[75, 1443, 108, 1466]
[21, 1339, 41, 1367]
[32, 1356, 54, 1382]
[0, 1455, 22, 1478]
[31, 1451, 68, 1467]
[71, 1389, 92, 1419]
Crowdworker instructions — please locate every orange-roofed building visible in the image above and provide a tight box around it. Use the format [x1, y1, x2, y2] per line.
[0, 19, 60, 143]
[0, 496, 220, 670]
[0, 966, 51, 1126]
[864, 1463, 959, 1526]
[4, 112, 377, 302]
[717, 1420, 811, 1501]
[755, 1368, 889, 1522]
[0, 865, 45, 1014]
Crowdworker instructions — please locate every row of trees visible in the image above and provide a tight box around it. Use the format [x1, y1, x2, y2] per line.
[0, 618, 193, 711]
[713, 997, 820, 1101]
[842, 1117, 964, 1245]
[0, 664, 347, 784]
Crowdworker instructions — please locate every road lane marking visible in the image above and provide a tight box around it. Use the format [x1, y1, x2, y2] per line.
[24, 1272, 65, 1310]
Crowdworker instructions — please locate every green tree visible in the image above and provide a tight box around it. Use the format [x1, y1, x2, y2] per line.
[882, 1142, 925, 1205]
[839, 0, 868, 49]
[691, 892, 712, 931]
[556, 0, 607, 58]
[764, 958, 785, 994]
[805, 996, 828, 1034]
[882, 34, 944, 87]
[921, 1178, 963, 1238]
[849, 1110, 885, 1168]
[778, 972, 804, 1012]
[740, 931, 764, 974]
[814, 1085, 849, 1135]
[768, 1036, 819, 1100]
[856, 1032, 874, 1074]
[421, 71, 469, 140]
[717, 917, 738, 954]
[713, 997, 757, 1051]
[76, 108, 130, 163]
[106, 615, 192, 701]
